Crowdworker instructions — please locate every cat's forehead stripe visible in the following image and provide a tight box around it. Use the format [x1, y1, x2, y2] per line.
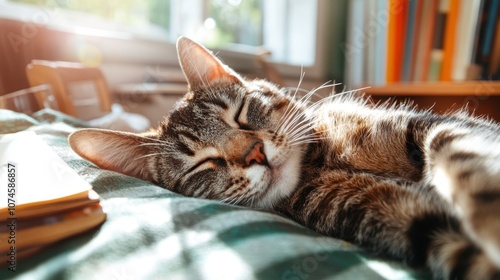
[177, 129, 200, 143]
[237, 102, 249, 125]
[223, 104, 240, 128]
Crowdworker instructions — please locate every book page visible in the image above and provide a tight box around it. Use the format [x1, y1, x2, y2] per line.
[0, 131, 92, 212]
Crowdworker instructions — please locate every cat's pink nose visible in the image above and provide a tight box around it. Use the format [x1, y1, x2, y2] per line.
[244, 142, 268, 166]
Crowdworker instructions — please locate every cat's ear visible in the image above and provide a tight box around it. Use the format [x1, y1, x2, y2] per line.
[68, 129, 157, 182]
[177, 36, 243, 89]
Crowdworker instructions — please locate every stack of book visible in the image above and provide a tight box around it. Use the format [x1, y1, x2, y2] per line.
[344, 0, 500, 87]
[0, 131, 105, 266]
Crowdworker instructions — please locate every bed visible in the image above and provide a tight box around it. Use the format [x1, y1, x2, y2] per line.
[0, 109, 431, 280]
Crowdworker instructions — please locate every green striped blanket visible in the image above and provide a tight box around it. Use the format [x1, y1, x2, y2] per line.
[0, 109, 430, 280]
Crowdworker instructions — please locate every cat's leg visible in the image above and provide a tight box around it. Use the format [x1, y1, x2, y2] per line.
[282, 171, 500, 279]
[425, 121, 500, 268]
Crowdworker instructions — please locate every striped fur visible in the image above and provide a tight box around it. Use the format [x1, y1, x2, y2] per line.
[69, 37, 500, 279]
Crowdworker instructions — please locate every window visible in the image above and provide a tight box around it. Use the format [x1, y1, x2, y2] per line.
[2, 0, 335, 79]
[172, 0, 319, 68]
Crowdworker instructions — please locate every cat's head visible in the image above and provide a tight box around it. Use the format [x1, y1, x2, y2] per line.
[69, 37, 313, 209]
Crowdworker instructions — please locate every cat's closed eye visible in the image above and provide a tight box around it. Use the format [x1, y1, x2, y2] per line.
[208, 157, 227, 167]
[190, 157, 227, 174]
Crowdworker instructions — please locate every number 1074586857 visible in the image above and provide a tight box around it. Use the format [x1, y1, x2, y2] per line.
[7, 163, 16, 216]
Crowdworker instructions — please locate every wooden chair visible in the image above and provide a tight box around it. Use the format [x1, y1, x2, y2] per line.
[25, 60, 112, 120]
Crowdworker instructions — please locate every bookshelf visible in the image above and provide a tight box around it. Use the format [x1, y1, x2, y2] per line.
[364, 81, 500, 121]
[342, 0, 500, 121]
[365, 81, 500, 96]
[344, 0, 500, 87]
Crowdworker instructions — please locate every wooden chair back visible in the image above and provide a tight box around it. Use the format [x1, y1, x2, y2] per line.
[26, 60, 112, 120]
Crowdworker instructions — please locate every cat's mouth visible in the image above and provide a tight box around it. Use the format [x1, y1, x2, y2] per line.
[255, 143, 303, 208]
[262, 143, 298, 187]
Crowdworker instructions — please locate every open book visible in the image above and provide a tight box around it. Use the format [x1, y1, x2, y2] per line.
[0, 131, 106, 263]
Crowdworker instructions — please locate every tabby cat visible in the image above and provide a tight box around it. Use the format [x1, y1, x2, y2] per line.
[69, 37, 500, 279]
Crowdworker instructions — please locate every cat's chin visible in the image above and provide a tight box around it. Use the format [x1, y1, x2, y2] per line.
[255, 146, 303, 209]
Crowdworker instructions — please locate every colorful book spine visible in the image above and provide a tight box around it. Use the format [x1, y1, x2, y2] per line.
[402, 0, 422, 82]
[480, 0, 500, 78]
[364, 0, 377, 85]
[408, 0, 424, 81]
[386, 0, 409, 83]
[467, 0, 487, 80]
[489, 14, 500, 79]
[452, 0, 482, 81]
[413, 0, 438, 82]
[440, 0, 460, 81]
[374, 0, 388, 85]
[428, 0, 449, 81]
[344, 0, 365, 87]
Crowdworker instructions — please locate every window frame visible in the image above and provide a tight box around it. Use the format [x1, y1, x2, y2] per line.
[0, 0, 337, 80]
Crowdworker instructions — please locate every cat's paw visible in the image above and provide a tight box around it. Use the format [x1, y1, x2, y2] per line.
[432, 146, 500, 269]
[453, 170, 500, 269]
[429, 231, 500, 280]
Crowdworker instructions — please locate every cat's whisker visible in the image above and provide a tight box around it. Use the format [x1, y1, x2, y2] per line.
[287, 126, 314, 144]
[220, 192, 235, 203]
[136, 135, 176, 147]
[288, 123, 355, 146]
[286, 123, 313, 138]
[305, 90, 358, 112]
[288, 130, 319, 143]
[282, 114, 316, 142]
[220, 189, 244, 205]
[139, 137, 166, 144]
[247, 195, 258, 208]
[289, 140, 317, 146]
[225, 186, 254, 206]
[290, 71, 306, 100]
[278, 111, 301, 136]
[277, 106, 299, 130]
[288, 135, 323, 146]
[308, 86, 371, 109]
[288, 134, 316, 145]
[233, 195, 245, 206]
[289, 139, 316, 146]
[307, 81, 338, 96]
[219, 196, 233, 204]
[283, 87, 310, 95]
[227, 195, 242, 206]
[283, 88, 369, 138]
[135, 152, 167, 160]
[279, 102, 312, 135]
[276, 72, 307, 132]
[277, 89, 311, 129]
[282, 112, 313, 136]
[301, 81, 339, 104]
[276, 106, 299, 135]
[137, 142, 174, 148]
[278, 82, 337, 135]
[281, 88, 366, 146]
